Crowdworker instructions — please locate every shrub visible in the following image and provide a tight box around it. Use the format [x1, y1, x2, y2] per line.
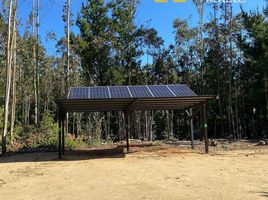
[37, 111, 58, 149]
[65, 139, 81, 149]
[12, 111, 59, 151]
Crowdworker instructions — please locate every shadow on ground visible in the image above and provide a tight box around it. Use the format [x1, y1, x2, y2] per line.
[0, 147, 126, 163]
[259, 192, 268, 198]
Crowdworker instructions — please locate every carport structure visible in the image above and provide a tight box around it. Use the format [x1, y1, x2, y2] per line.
[58, 84, 215, 159]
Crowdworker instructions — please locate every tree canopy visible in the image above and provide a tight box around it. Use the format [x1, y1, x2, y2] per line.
[0, 0, 268, 154]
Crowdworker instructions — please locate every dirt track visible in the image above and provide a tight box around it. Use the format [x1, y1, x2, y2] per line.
[0, 143, 268, 200]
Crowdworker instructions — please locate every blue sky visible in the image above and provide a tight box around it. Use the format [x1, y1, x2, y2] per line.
[14, 0, 267, 56]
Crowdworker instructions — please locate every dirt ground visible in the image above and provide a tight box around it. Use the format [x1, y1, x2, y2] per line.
[0, 141, 268, 200]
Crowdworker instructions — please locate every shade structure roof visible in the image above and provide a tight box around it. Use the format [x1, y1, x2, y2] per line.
[58, 84, 215, 112]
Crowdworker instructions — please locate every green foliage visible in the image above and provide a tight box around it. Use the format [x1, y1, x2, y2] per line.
[0, 16, 6, 105]
[76, 0, 111, 85]
[38, 111, 59, 148]
[237, 10, 268, 137]
[76, 0, 156, 86]
[65, 139, 80, 149]
[2, 1, 268, 156]
[13, 112, 58, 151]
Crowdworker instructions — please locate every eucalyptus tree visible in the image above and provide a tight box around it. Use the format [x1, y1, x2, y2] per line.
[193, 0, 206, 93]
[173, 18, 199, 85]
[10, 5, 17, 144]
[62, 0, 72, 92]
[2, 0, 16, 155]
[30, 0, 40, 125]
[203, 3, 225, 136]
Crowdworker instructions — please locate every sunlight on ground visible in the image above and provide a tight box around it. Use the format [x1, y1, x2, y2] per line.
[0, 142, 268, 200]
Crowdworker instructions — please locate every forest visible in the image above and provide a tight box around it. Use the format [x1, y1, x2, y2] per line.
[0, 0, 268, 155]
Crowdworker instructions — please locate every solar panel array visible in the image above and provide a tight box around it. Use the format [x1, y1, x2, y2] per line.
[67, 84, 197, 100]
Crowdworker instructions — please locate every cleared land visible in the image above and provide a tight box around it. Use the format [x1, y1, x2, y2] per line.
[0, 141, 268, 200]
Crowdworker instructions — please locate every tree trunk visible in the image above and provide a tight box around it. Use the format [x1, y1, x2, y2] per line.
[32, 0, 38, 125]
[2, 0, 14, 156]
[36, 0, 40, 124]
[65, 0, 71, 135]
[228, 4, 233, 136]
[10, 12, 17, 145]
[66, 0, 70, 89]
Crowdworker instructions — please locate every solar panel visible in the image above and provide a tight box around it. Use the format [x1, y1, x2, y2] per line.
[128, 86, 153, 98]
[148, 85, 174, 97]
[110, 86, 131, 98]
[90, 86, 110, 99]
[168, 84, 197, 96]
[67, 84, 197, 100]
[68, 87, 89, 99]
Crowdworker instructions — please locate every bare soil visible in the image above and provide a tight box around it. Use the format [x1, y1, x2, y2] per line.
[0, 141, 268, 200]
